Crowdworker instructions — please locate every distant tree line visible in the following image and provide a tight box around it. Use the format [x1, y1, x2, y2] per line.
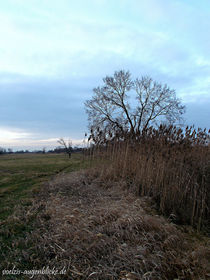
[0, 147, 13, 155]
[0, 146, 83, 155]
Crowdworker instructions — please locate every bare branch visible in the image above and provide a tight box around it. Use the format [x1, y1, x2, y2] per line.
[85, 70, 185, 141]
[58, 138, 72, 158]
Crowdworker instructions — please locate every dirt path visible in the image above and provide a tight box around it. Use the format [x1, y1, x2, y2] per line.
[23, 170, 208, 280]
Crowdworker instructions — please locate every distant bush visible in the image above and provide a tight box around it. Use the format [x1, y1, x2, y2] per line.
[0, 147, 7, 155]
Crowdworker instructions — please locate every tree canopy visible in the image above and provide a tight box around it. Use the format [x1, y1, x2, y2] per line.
[85, 70, 185, 140]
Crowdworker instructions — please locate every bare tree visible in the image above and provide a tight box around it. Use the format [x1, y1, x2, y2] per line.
[85, 70, 185, 138]
[58, 138, 72, 158]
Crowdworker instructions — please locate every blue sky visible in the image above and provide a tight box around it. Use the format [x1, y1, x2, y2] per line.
[0, 0, 209, 150]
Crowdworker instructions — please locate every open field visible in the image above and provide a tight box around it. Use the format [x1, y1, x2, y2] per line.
[0, 152, 89, 279]
[0, 153, 86, 221]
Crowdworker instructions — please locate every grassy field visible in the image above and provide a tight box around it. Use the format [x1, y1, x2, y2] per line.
[0, 153, 86, 221]
[0, 153, 90, 279]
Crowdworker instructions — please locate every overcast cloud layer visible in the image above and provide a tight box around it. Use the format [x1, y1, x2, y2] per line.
[0, 0, 209, 150]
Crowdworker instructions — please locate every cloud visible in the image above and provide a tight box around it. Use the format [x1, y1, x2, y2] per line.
[0, 133, 84, 151]
[184, 99, 210, 129]
[0, 74, 90, 139]
[0, 0, 209, 149]
[0, 127, 32, 140]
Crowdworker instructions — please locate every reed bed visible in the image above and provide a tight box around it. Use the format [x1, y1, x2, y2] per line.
[85, 125, 210, 232]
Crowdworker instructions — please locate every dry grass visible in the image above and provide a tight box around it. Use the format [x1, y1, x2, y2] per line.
[86, 125, 210, 232]
[1, 170, 209, 279]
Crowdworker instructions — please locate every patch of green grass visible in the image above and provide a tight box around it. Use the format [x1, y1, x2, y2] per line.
[0, 153, 88, 277]
[0, 153, 86, 220]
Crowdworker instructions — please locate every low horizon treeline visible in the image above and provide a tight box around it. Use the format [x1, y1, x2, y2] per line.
[0, 146, 83, 155]
[86, 125, 210, 232]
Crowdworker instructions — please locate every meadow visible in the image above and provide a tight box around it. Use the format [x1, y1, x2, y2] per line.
[0, 153, 88, 278]
[0, 153, 85, 221]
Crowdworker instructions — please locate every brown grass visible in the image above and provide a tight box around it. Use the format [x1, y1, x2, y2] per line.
[1, 170, 209, 279]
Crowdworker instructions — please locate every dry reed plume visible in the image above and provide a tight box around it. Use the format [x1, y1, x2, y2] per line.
[85, 125, 210, 232]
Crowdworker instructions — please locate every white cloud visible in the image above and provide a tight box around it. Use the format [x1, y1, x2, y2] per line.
[0, 127, 32, 141]
[0, 127, 83, 150]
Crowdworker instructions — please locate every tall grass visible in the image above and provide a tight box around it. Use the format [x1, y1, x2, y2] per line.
[86, 125, 210, 232]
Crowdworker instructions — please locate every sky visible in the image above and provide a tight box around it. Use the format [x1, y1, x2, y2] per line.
[0, 0, 209, 150]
